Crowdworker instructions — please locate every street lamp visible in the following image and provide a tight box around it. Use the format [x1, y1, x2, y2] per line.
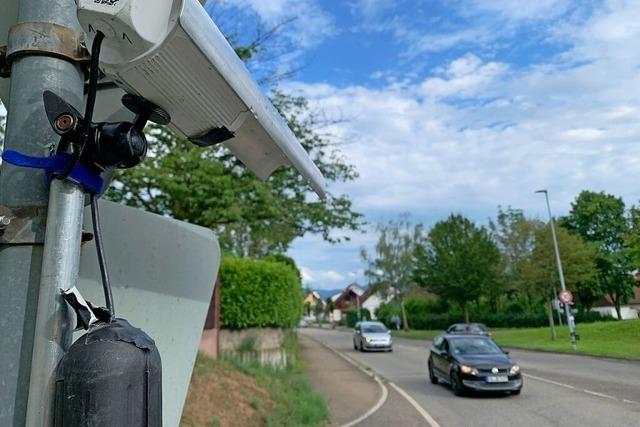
[535, 189, 578, 350]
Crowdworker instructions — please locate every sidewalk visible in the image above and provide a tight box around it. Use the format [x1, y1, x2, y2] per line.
[300, 334, 381, 426]
[300, 333, 431, 427]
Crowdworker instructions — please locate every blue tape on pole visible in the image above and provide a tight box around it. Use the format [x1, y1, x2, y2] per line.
[1, 150, 104, 194]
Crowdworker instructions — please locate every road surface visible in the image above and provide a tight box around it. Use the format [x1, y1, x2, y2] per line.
[301, 328, 640, 427]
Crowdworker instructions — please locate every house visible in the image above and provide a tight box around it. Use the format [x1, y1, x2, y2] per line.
[361, 289, 395, 320]
[303, 291, 323, 307]
[592, 286, 640, 320]
[333, 283, 366, 310]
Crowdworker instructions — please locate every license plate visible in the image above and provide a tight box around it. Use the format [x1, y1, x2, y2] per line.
[486, 376, 508, 383]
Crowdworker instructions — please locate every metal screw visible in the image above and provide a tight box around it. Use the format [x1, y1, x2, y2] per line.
[55, 114, 75, 132]
[0, 216, 10, 228]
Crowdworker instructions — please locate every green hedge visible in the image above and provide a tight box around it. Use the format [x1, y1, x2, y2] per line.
[375, 298, 614, 330]
[403, 308, 613, 330]
[220, 257, 303, 329]
[345, 308, 371, 327]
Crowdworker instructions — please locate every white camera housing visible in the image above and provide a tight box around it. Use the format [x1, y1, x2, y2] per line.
[76, 0, 325, 197]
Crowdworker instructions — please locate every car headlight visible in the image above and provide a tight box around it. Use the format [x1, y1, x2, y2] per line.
[365, 336, 372, 343]
[460, 365, 478, 375]
[510, 365, 520, 374]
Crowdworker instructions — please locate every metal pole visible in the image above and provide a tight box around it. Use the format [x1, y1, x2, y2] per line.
[536, 190, 577, 350]
[26, 180, 84, 426]
[0, 0, 85, 425]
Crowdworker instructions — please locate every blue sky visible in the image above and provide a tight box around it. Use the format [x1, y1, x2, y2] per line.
[205, 0, 640, 290]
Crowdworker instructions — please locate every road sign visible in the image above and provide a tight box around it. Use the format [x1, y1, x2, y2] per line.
[558, 290, 574, 304]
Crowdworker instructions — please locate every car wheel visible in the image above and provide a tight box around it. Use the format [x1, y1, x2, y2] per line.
[359, 341, 365, 352]
[428, 360, 438, 385]
[450, 370, 464, 396]
[388, 347, 393, 353]
[511, 389, 521, 396]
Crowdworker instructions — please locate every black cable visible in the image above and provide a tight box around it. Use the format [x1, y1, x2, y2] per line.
[90, 193, 115, 318]
[86, 31, 115, 318]
[84, 31, 104, 124]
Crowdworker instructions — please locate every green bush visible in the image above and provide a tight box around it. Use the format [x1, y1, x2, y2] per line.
[220, 257, 303, 329]
[345, 308, 371, 327]
[402, 308, 613, 330]
[375, 302, 401, 327]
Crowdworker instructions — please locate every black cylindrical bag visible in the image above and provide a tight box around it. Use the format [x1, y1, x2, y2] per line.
[54, 319, 162, 427]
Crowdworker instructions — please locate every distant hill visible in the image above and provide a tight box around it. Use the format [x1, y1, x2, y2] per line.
[315, 289, 344, 299]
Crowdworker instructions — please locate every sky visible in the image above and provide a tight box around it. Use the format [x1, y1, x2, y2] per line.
[205, 0, 640, 291]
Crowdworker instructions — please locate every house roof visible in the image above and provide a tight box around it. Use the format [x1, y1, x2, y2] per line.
[594, 286, 640, 307]
[333, 283, 368, 310]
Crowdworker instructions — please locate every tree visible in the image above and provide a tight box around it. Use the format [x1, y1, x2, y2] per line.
[489, 206, 544, 308]
[522, 224, 598, 339]
[563, 191, 635, 319]
[105, 31, 363, 257]
[325, 296, 335, 314]
[313, 298, 324, 325]
[414, 214, 500, 323]
[361, 215, 423, 331]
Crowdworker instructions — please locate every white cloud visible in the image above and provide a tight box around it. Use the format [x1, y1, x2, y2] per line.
[419, 53, 509, 99]
[300, 266, 345, 287]
[285, 1, 640, 221]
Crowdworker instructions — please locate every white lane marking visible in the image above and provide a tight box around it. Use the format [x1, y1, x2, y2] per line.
[312, 340, 389, 427]
[523, 373, 578, 390]
[389, 382, 442, 427]
[582, 389, 617, 400]
[523, 373, 639, 405]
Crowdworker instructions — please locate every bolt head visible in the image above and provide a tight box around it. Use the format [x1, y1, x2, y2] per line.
[55, 114, 75, 132]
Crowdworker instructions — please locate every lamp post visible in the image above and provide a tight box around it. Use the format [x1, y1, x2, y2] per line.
[536, 190, 577, 350]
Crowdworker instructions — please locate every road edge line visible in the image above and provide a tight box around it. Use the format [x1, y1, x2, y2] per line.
[304, 336, 389, 427]
[388, 382, 442, 427]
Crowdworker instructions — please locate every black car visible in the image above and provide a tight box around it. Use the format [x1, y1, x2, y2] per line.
[446, 323, 492, 337]
[428, 334, 522, 396]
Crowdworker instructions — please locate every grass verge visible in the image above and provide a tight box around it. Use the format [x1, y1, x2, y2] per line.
[391, 320, 640, 359]
[181, 331, 329, 427]
[491, 320, 640, 359]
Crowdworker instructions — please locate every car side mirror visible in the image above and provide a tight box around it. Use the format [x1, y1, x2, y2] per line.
[504, 350, 510, 355]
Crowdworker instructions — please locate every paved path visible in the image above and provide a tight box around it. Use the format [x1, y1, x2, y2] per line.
[301, 328, 640, 427]
[299, 333, 429, 426]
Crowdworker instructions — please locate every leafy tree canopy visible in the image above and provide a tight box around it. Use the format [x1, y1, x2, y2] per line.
[523, 224, 600, 309]
[414, 214, 500, 322]
[563, 190, 636, 318]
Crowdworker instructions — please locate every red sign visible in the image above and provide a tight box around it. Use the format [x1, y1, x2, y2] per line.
[558, 290, 574, 304]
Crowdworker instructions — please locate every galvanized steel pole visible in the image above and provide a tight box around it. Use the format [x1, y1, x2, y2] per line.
[0, 0, 85, 425]
[536, 190, 578, 350]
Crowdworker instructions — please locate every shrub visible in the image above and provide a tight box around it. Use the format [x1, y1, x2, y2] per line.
[220, 257, 303, 329]
[401, 304, 613, 330]
[375, 302, 400, 327]
[345, 308, 371, 327]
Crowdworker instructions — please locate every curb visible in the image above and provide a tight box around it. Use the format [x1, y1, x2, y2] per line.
[303, 335, 389, 427]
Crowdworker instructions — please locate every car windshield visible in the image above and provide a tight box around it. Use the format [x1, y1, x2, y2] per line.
[449, 338, 502, 355]
[468, 324, 487, 332]
[362, 324, 387, 333]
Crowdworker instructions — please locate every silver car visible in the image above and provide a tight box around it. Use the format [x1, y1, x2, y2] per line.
[353, 321, 393, 352]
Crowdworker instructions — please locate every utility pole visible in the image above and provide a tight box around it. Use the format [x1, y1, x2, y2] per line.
[536, 190, 578, 350]
[0, 0, 86, 425]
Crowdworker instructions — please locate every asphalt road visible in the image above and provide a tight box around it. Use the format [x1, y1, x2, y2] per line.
[301, 328, 640, 427]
